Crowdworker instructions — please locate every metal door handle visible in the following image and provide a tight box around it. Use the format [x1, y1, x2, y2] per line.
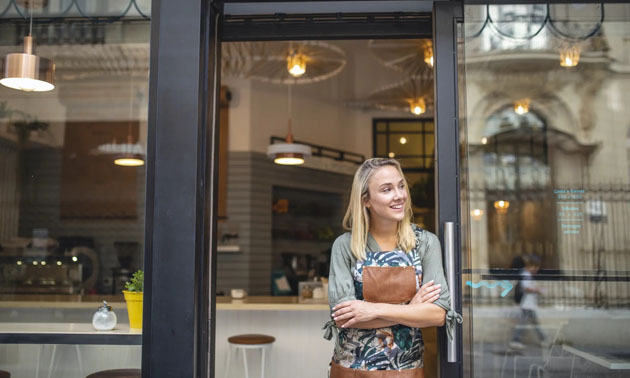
[444, 222, 457, 363]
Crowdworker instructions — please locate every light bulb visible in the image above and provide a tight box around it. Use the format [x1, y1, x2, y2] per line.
[514, 99, 530, 115]
[409, 98, 426, 115]
[399, 137, 407, 145]
[560, 46, 580, 67]
[287, 53, 306, 77]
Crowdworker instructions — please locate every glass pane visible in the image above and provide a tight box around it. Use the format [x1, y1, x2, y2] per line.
[391, 134, 423, 156]
[460, 3, 630, 378]
[389, 121, 422, 132]
[376, 134, 388, 156]
[0, 4, 150, 375]
[375, 121, 388, 132]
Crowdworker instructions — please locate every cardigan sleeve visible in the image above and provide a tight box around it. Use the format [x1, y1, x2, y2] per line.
[327, 233, 357, 312]
[420, 231, 463, 340]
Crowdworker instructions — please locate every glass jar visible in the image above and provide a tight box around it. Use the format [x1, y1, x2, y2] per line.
[92, 301, 117, 331]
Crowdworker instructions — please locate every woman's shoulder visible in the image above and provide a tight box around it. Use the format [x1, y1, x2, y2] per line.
[331, 232, 352, 254]
[411, 223, 438, 240]
[410, 224, 440, 257]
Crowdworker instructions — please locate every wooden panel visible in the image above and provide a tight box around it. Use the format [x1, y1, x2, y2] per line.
[60, 122, 139, 219]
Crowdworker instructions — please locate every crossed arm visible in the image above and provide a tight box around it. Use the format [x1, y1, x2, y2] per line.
[332, 280, 446, 329]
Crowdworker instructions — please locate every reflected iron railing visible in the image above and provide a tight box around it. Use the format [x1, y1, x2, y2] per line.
[463, 183, 630, 309]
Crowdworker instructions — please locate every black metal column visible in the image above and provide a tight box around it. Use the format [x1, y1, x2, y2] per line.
[433, 1, 463, 378]
[143, 0, 219, 376]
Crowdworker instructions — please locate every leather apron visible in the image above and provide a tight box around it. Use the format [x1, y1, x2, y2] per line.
[330, 265, 421, 378]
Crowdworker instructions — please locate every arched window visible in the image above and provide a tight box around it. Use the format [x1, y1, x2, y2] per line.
[482, 107, 550, 191]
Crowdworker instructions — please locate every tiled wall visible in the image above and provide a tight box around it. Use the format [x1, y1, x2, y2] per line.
[17, 147, 146, 294]
[217, 151, 354, 296]
[0, 140, 19, 242]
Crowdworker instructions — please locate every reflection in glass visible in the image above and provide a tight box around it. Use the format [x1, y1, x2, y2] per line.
[0, 8, 149, 376]
[461, 3, 630, 378]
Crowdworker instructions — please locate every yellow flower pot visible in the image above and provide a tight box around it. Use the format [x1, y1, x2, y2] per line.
[123, 290, 143, 329]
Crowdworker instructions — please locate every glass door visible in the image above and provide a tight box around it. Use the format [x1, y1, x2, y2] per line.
[458, 3, 630, 378]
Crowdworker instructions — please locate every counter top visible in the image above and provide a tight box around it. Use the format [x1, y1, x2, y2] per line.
[0, 296, 330, 311]
[216, 296, 329, 311]
[0, 322, 142, 345]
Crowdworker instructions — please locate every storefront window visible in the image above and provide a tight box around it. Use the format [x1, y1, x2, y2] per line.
[461, 3, 630, 377]
[0, 1, 150, 376]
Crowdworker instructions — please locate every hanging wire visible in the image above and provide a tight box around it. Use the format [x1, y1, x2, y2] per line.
[546, 3, 604, 41]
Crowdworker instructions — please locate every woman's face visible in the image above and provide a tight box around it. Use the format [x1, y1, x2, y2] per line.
[364, 165, 408, 224]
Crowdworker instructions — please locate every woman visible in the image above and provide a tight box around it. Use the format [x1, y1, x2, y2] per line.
[324, 158, 461, 377]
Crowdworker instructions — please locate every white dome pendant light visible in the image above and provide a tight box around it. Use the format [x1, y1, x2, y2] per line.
[267, 85, 311, 165]
[1, 4, 55, 92]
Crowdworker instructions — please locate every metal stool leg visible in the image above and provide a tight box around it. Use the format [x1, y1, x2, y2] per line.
[46, 344, 57, 378]
[224, 344, 233, 378]
[261, 346, 266, 378]
[241, 347, 250, 378]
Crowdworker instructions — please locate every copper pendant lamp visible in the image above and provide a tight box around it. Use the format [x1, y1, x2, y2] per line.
[1, 2, 55, 92]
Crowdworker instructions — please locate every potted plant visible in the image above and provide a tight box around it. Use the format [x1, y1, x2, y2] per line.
[123, 270, 144, 329]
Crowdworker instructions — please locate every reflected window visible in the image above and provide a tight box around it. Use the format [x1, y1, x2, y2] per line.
[373, 118, 435, 230]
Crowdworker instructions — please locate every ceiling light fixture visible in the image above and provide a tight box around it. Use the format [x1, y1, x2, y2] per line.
[115, 82, 144, 167]
[408, 97, 426, 115]
[423, 40, 434, 68]
[494, 200, 510, 213]
[399, 137, 407, 145]
[0, 4, 55, 92]
[470, 209, 484, 220]
[267, 85, 311, 165]
[287, 51, 307, 77]
[560, 45, 580, 67]
[514, 98, 530, 115]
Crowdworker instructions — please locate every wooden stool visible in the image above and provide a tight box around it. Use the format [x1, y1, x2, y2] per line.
[225, 334, 275, 378]
[0, 370, 10, 378]
[85, 369, 141, 378]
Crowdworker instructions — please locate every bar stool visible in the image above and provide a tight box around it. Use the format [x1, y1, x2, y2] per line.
[85, 369, 141, 378]
[0, 370, 10, 378]
[224, 334, 275, 378]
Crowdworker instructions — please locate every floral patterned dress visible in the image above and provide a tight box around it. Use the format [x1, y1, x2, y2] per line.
[332, 248, 424, 370]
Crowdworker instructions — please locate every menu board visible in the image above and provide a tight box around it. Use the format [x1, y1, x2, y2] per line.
[555, 189, 585, 235]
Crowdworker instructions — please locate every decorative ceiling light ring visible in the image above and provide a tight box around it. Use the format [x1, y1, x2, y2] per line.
[547, 3, 604, 41]
[486, 3, 549, 41]
[246, 40, 346, 85]
[367, 39, 434, 76]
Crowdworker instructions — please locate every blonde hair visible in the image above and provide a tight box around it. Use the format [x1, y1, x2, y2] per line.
[342, 158, 416, 260]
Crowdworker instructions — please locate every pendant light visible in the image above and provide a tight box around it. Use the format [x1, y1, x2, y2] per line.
[267, 85, 311, 165]
[559, 45, 580, 68]
[114, 81, 144, 167]
[408, 97, 426, 115]
[1, 4, 55, 92]
[514, 98, 530, 115]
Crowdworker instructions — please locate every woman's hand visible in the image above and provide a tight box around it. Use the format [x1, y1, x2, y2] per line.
[332, 300, 380, 328]
[410, 279, 441, 305]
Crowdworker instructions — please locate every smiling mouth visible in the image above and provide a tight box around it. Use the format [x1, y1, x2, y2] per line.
[390, 204, 404, 210]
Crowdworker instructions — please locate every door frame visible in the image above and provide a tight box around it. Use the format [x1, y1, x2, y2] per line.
[144, 1, 463, 377]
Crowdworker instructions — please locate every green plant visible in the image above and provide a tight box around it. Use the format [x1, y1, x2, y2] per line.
[124, 270, 144, 292]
